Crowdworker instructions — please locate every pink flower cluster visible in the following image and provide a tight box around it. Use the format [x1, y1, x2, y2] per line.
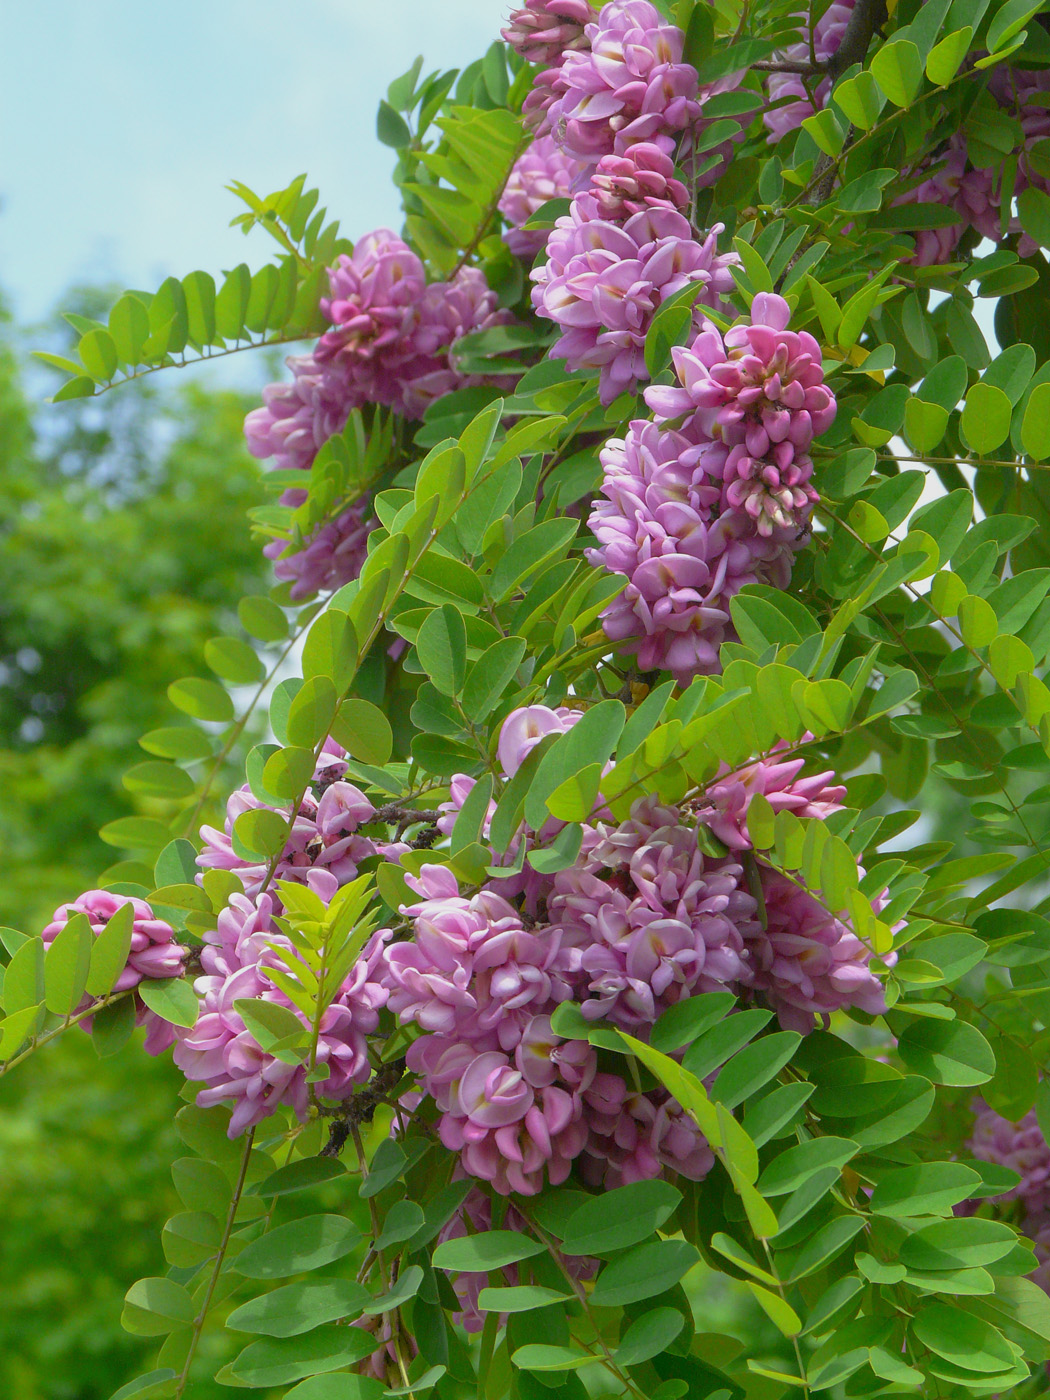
[528, 0, 705, 161]
[531, 199, 736, 403]
[172, 885, 388, 1136]
[503, 0, 594, 69]
[245, 229, 509, 597]
[197, 740, 392, 907]
[500, 136, 588, 260]
[41, 890, 187, 1054]
[588, 293, 833, 682]
[391, 708, 889, 1193]
[966, 1097, 1050, 1296]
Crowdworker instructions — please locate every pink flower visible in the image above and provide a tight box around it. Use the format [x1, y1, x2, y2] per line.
[746, 868, 893, 1032]
[503, 0, 594, 67]
[531, 198, 736, 403]
[590, 141, 690, 220]
[698, 742, 846, 851]
[587, 420, 808, 682]
[968, 1098, 1050, 1216]
[264, 499, 374, 601]
[763, 1, 856, 142]
[42, 890, 187, 1054]
[501, 137, 589, 259]
[197, 745, 386, 906]
[539, 0, 705, 161]
[549, 795, 758, 1027]
[173, 889, 389, 1136]
[581, 1073, 715, 1187]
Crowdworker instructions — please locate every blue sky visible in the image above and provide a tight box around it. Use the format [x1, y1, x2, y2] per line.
[0, 1, 502, 326]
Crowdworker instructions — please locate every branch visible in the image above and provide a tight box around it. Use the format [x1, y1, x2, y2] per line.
[826, 0, 888, 80]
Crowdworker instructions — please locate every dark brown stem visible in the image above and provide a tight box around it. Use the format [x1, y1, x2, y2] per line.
[826, 0, 888, 79]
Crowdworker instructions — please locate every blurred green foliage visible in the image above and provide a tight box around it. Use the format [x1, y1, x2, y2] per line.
[0, 293, 268, 1399]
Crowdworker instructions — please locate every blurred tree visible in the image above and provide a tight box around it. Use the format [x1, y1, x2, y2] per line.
[0, 290, 269, 1399]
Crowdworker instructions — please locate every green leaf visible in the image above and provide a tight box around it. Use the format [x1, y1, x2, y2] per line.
[911, 1302, 1015, 1373]
[433, 1230, 546, 1272]
[376, 99, 412, 147]
[897, 1017, 995, 1084]
[182, 270, 217, 347]
[303, 610, 358, 695]
[477, 1286, 572, 1314]
[710, 1032, 801, 1110]
[330, 698, 393, 766]
[561, 1180, 682, 1256]
[416, 604, 468, 698]
[239, 594, 288, 642]
[78, 328, 119, 381]
[614, 1308, 686, 1367]
[283, 1380, 386, 1400]
[832, 70, 885, 128]
[589, 1240, 700, 1307]
[85, 901, 135, 996]
[461, 636, 526, 723]
[233, 806, 289, 860]
[108, 1369, 178, 1400]
[167, 676, 234, 723]
[869, 39, 924, 106]
[757, 1136, 859, 1195]
[511, 1346, 594, 1373]
[286, 675, 338, 749]
[248, 1156, 348, 1197]
[204, 636, 264, 686]
[961, 382, 1013, 454]
[900, 1217, 1019, 1270]
[43, 911, 93, 1015]
[122, 1278, 196, 1336]
[233, 1215, 363, 1279]
[137, 979, 199, 1029]
[525, 700, 625, 830]
[681, 1008, 772, 1081]
[1021, 381, 1050, 460]
[227, 1328, 379, 1387]
[650, 991, 736, 1054]
[233, 997, 305, 1050]
[108, 293, 151, 365]
[925, 25, 972, 82]
[226, 1279, 370, 1337]
[745, 1283, 801, 1337]
[0, 1005, 43, 1060]
[870, 1162, 982, 1217]
[139, 725, 213, 761]
[123, 761, 195, 799]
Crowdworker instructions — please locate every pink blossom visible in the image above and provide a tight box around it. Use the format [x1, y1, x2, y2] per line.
[538, 0, 705, 161]
[746, 868, 892, 1032]
[264, 499, 374, 601]
[503, 0, 594, 67]
[501, 137, 589, 259]
[763, 1, 856, 143]
[531, 198, 736, 403]
[590, 141, 690, 220]
[42, 890, 187, 1054]
[698, 741, 846, 851]
[173, 888, 389, 1136]
[549, 795, 758, 1026]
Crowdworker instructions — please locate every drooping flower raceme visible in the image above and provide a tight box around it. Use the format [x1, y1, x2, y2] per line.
[747, 869, 892, 1033]
[645, 291, 833, 535]
[968, 1099, 1050, 1217]
[502, 0, 594, 67]
[532, 198, 736, 403]
[535, 0, 705, 161]
[42, 890, 187, 1054]
[698, 741, 847, 851]
[245, 230, 510, 598]
[549, 794, 758, 1027]
[587, 419, 805, 680]
[589, 141, 690, 220]
[172, 884, 389, 1136]
[500, 137, 588, 259]
[197, 742, 387, 906]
